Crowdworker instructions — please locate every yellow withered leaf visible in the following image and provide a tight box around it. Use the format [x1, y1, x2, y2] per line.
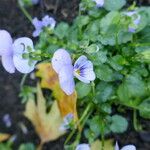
[36, 63, 78, 121]
[0, 133, 10, 142]
[24, 84, 65, 144]
[91, 139, 114, 150]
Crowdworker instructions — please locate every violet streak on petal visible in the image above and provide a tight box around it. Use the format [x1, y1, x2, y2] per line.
[93, 0, 104, 7]
[76, 144, 90, 150]
[74, 55, 95, 83]
[52, 49, 72, 74]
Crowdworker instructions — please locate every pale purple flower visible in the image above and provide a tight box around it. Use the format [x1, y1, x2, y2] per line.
[124, 11, 141, 33]
[93, 0, 104, 7]
[3, 114, 12, 127]
[115, 141, 136, 150]
[76, 144, 90, 150]
[0, 30, 36, 73]
[32, 15, 56, 37]
[74, 56, 96, 83]
[42, 15, 56, 29]
[32, 18, 43, 37]
[52, 49, 95, 95]
[59, 113, 74, 131]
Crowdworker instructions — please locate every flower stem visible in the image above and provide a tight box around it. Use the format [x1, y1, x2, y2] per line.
[18, 0, 32, 23]
[101, 121, 105, 150]
[20, 74, 28, 90]
[133, 109, 138, 131]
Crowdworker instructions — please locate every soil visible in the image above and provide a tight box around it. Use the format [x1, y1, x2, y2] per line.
[0, 0, 149, 150]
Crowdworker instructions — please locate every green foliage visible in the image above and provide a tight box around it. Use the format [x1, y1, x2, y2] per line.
[104, 0, 126, 11]
[33, 0, 150, 146]
[18, 143, 35, 150]
[109, 115, 128, 133]
[76, 82, 91, 99]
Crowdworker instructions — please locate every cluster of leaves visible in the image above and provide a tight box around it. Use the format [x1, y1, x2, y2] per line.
[19, 0, 150, 148]
[35, 0, 150, 144]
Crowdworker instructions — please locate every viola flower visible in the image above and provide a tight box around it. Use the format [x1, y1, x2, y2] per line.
[76, 144, 90, 150]
[52, 49, 95, 95]
[93, 0, 104, 7]
[3, 114, 12, 127]
[32, 17, 43, 37]
[59, 113, 74, 131]
[115, 141, 136, 150]
[32, 15, 56, 37]
[0, 30, 36, 73]
[74, 55, 96, 84]
[124, 11, 141, 33]
[42, 15, 56, 29]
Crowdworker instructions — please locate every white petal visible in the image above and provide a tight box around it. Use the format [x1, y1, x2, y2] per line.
[0, 30, 13, 56]
[121, 145, 136, 150]
[52, 49, 72, 74]
[13, 54, 36, 73]
[76, 144, 90, 150]
[115, 142, 120, 150]
[2, 54, 15, 73]
[58, 65, 75, 95]
[13, 37, 34, 55]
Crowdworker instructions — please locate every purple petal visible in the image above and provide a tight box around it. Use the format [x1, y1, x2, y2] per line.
[115, 142, 120, 150]
[52, 49, 72, 74]
[2, 54, 15, 73]
[125, 11, 136, 17]
[58, 65, 75, 95]
[76, 144, 90, 150]
[121, 145, 136, 150]
[133, 15, 141, 25]
[32, 29, 42, 37]
[42, 15, 56, 28]
[128, 27, 136, 33]
[74, 55, 95, 83]
[3, 114, 12, 127]
[93, 0, 104, 7]
[0, 30, 13, 56]
[32, 17, 43, 30]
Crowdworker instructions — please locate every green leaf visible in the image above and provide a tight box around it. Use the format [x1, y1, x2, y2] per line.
[96, 64, 114, 81]
[139, 98, 150, 119]
[104, 0, 126, 11]
[76, 15, 90, 28]
[96, 82, 114, 102]
[54, 22, 69, 39]
[18, 143, 35, 150]
[108, 55, 126, 71]
[76, 82, 91, 99]
[117, 74, 146, 102]
[110, 115, 128, 133]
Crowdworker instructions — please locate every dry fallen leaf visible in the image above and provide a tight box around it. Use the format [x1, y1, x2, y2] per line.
[36, 63, 78, 121]
[0, 133, 10, 142]
[24, 84, 64, 144]
[91, 139, 114, 150]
